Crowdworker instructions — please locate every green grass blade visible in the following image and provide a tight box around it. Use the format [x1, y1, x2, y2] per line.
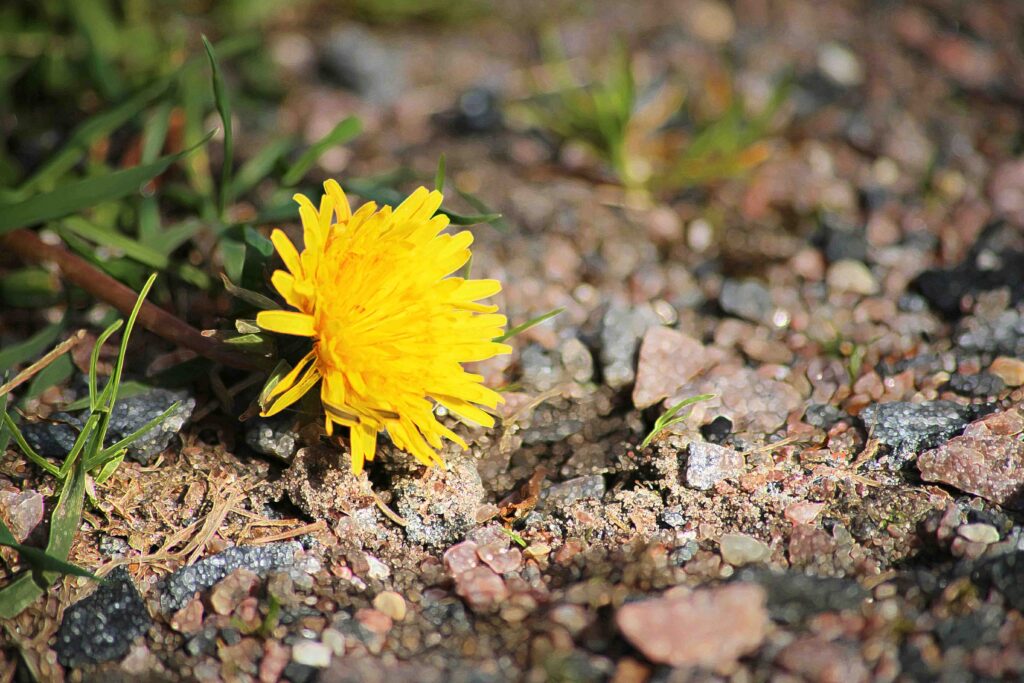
[220, 273, 278, 310]
[22, 354, 74, 404]
[62, 216, 171, 270]
[229, 136, 295, 200]
[434, 154, 446, 193]
[495, 308, 565, 343]
[0, 131, 215, 235]
[94, 451, 125, 484]
[281, 117, 362, 186]
[0, 321, 63, 377]
[89, 319, 125, 411]
[1, 408, 59, 477]
[640, 393, 715, 448]
[104, 274, 157, 412]
[57, 414, 99, 480]
[203, 35, 234, 215]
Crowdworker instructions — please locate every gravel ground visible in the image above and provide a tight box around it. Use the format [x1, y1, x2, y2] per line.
[4, 0, 1024, 681]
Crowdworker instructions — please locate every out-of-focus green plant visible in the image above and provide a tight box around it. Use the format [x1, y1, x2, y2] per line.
[345, 0, 485, 25]
[0, 274, 175, 619]
[518, 35, 789, 193]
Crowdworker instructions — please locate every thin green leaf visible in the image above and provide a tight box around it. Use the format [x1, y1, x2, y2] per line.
[640, 393, 715, 449]
[22, 354, 74, 404]
[434, 154, 446, 193]
[495, 308, 565, 343]
[220, 237, 246, 285]
[229, 136, 294, 200]
[1, 409, 59, 477]
[93, 451, 125, 484]
[453, 189, 506, 229]
[62, 216, 171, 269]
[57, 413, 99, 480]
[220, 273, 278, 310]
[0, 131, 215, 235]
[0, 515, 99, 580]
[88, 319, 123, 412]
[0, 321, 63, 377]
[203, 35, 234, 215]
[281, 116, 362, 186]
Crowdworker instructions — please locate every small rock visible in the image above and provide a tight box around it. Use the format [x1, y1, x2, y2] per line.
[560, 338, 595, 384]
[958, 523, 1000, 545]
[319, 26, 404, 104]
[321, 628, 346, 656]
[776, 635, 869, 683]
[616, 583, 768, 669]
[918, 409, 1024, 510]
[477, 543, 523, 574]
[804, 404, 847, 429]
[210, 568, 260, 616]
[685, 0, 735, 44]
[260, 640, 290, 683]
[784, 501, 825, 526]
[736, 567, 868, 625]
[55, 568, 152, 667]
[719, 533, 771, 566]
[860, 400, 979, 469]
[244, 414, 298, 460]
[160, 542, 301, 612]
[365, 554, 391, 581]
[989, 357, 1024, 387]
[817, 42, 864, 87]
[672, 366, 802, 434]
[948, 372, 1005, 397]
[454, 566, 509, 611]
[720, 279, 773, 324]
[0, 489, 43, 542]
[600, 303, 662, 389]
[686, 441, 745, 490]
[826, 259, 878, 295]
[444, 87, 502, 135]
[443, 541, 480, 575]
[355, 607, 393, 635]
[372, 591, 407, 621]
[169, 597, 204, 634]
[541, 475, 606, 509]
[632, 327, 710, 409]
[291, 640, 332, 668]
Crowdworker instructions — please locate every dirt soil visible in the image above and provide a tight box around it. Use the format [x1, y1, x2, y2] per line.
[5, 0, 1024, 681]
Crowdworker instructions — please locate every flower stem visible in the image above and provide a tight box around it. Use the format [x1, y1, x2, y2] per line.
[2, 228, 262, 371]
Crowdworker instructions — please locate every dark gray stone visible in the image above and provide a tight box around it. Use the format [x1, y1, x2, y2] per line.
[319, 26, 404, 104]
[55, 568, 152, 667]
[859, 400, 980, 469]
[599, 302, 661, 389]
[735, 568, 868, 625]
[955, 308, 1024, 358]
[22, 387, 194, 465]
[947, 372, 1006, 398]
[160, 542, 301, 612]
[719, 279, 773, 324]
[244, 414, 298, 460]
[804, 403, 847, 429]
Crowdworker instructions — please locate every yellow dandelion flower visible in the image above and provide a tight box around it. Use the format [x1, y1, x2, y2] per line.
[255, 180, 511, 474]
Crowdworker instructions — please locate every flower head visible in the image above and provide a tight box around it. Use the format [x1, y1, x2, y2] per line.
[256, 180, 510, 473]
